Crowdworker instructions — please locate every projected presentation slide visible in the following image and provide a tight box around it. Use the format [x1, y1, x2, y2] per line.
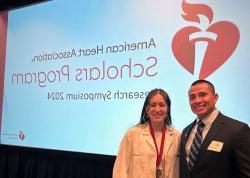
[0, 0, 249, 155]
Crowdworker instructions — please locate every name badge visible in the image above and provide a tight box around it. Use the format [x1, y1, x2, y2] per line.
[207, 140, 224, 152]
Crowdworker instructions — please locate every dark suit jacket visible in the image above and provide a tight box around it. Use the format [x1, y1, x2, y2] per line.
[180, 112, 250, 178]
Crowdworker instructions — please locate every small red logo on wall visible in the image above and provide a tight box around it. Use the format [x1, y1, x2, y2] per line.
[19, 131, 25, 141]
[172, 0, 240, 79]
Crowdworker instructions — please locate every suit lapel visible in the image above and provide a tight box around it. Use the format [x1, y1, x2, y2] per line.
[181, 121, 196, 175]
[192, 113, 225, 172]
[201, 114, 225, 151]
[183, 121, 196, 145]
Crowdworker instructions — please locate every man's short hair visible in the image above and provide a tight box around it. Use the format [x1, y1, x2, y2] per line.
[190, 80, 216, 94]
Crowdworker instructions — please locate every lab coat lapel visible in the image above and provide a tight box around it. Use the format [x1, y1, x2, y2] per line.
[141, 124, 155, 151]
[164, 126, 174, 154]
[141, 124, 176, 154]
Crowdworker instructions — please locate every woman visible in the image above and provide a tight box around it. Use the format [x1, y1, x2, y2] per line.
[113, 88, 180, 178]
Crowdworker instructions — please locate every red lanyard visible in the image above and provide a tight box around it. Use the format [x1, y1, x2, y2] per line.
[149, 123, 166, 168]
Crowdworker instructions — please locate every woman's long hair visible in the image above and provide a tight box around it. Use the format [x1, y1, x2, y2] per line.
[139, 88, 172, 126]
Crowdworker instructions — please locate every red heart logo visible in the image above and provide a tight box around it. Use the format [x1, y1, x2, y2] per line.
[200, 21, 240, 79]
[19, 131, 25, 141]
[172, 1, 240, 79]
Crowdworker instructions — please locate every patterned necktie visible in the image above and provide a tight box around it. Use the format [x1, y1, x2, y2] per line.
[188, 120, 205, 172]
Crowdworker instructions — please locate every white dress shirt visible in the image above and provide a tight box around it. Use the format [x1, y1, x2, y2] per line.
[185, 109, 219, 162]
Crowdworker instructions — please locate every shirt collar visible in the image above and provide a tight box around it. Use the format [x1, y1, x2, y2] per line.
[196, 108, 219, 128]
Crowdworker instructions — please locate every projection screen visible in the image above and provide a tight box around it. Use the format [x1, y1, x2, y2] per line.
[0, 0, 249, 155]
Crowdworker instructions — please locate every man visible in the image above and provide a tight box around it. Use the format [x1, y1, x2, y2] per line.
[180, 79, 250, 178]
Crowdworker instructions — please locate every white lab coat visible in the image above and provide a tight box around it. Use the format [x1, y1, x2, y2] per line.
[113, 122, 181, 178]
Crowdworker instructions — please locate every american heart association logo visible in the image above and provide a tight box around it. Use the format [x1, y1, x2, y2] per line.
[172, 0, 240, 79]
[19, 131, 25, 141]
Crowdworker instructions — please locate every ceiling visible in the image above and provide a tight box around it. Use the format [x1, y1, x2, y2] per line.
[0, 0, 48, 12]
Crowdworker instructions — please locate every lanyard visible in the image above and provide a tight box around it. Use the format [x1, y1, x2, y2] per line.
[149, 123, 166, 168]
